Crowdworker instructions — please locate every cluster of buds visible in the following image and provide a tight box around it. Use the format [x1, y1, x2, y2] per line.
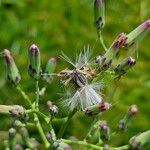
[119, 105, 138, 130]
[100, 121, 110, 143]
[43, 57, 57, 83]
[0, 105, 28, 120]
[3, 49, 21, 85]
[53, 140, 71, 150]
[129, 130, 150, 150]
[114, 56, 136, 77]
[46, 101, 58, 116]
[84, 101, 111, 116]
[96, 20, 150, 70]
[94, 0, 105, 31]
[28, 44, 41, 79]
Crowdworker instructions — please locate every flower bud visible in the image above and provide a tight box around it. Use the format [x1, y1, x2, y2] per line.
[0, 105, 28, 120]
[98, 33, 127, 70]
[45, 132, 52, 142]
[129, 130, 150, 150]
[8, 128, 17, 150]
[9, 128, 16, 137]
[124, 20, 150, 48]
[28, 44, 41, 79]
[3, 49, 21, 85]
[100, 121, 110, 143]
[115, 57, 136, 77]
[43, 58, 57, 83]
[119, 105, 138, 130]
[46, 101, 58, 115]
[84, 101, 111, 116]
[53, 140, 71, 150]
[94, 0, 105, 31]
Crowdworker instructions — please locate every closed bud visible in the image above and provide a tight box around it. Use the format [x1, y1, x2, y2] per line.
[46, 101, 58, 115]
[43, 57, 57, 83]
[100, 121, 110, 143]
[119, 105, 138, 130]
[115, 57, 136, 77]
[124, 20, 150, 48]
[84, 101, 111, 116]
[0, 105, 28, 120]
[3, 49, 21, 85]
[53, 140, 71, 150]
[28, 44, 41, 79]
[129, 130, 150, 150]
[94, 0, 105, 31]
[9, 128, 16, 137]
[45, 132, 52, 142]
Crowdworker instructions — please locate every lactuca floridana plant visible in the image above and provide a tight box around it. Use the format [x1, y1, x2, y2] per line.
[0, 0, 150, 150]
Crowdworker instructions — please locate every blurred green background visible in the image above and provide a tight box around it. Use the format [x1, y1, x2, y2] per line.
[0, 0, 149, 148]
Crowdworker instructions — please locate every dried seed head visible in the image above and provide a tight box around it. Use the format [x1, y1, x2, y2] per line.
[3, 49, 21, 85]
[84, 101, 111, 116]
[94, 0, 105, 30]
[124, 20, 150, 48]
[43, 57, 57, 83]
[115, 57, 136, 77]
[28, 44, 41, 79]
[46, 101, 58, 115]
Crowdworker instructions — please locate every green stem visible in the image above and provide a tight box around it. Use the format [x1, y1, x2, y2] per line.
[62, 139, 129, 150]
[16, 85, 50, 148]
[34, 114, 50, 148]
[57, 109, 76, 138]
[16, 86, 32, 107]
[98, 30, 107, 51]
[62, 139, 103, 150]
[35, 80, 40, 109]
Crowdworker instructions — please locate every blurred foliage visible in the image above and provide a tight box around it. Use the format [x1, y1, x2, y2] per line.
[0, 0, 149, 148]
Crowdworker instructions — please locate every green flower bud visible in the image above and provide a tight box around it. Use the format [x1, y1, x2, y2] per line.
[43, 58, 57, 83]
[100, 121, 110, 143]
[8, 128, 17, 150]
[46, 101, 58, 116]
[119, 105, 138, 130]
[28, 44, 41, 79]
[3, 49, 21, 85]
[129, 130, 150, 150]
[115, 57, 136, 77]
[53, 140, 71, 150]
[84, 101, 111, 116]
[124, 20, 150, 48]
[0, 105, 28, 120]
[97, 33, 127, 70]
[94, 0, 105, 31]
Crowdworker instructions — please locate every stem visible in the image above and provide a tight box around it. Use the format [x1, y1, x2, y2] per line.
[34, 114, 50, 148]
[62, 139, 103, 150]
[98, 30, 107, 51]
[62, 139, 129, 150]
[16, 86, 32, 107]
[16, 85, 50, 148]
[35, 80, 40, 109]
[57, 109, 76, 138]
